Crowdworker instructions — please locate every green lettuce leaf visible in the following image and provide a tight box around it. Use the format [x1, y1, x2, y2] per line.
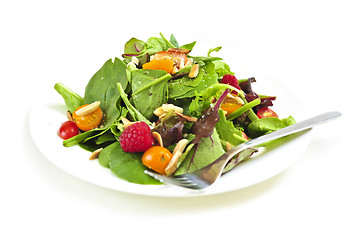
[174, 129, 225, 175]
[248, 116, 296, 138]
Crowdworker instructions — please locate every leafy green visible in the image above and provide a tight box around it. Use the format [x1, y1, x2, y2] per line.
[131, 69, 171, 120]
[122, 37, 146, 57]
[99, 142, 161, 185]
[207, 46, 222, 57]
[213, 60, 234, 78]
[83, 58, 128, 128]
[188, 83, 242, 118]
[226, 98, 261, 121]
[168, 61, 218, 100]
[54, 83, 83, 113]
[180, 41, 196, 51]
[117, 82, 151, 124]
[169, 34, 179, 48]
[215, 110, 247, 146]
[223, 148, 258, 173]
[145, 37, 168, 55]
[174, 129, 225, 175]
[248, 116, 296, 138]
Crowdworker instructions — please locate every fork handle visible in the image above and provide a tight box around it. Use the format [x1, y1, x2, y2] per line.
[212, 111, 342, 173]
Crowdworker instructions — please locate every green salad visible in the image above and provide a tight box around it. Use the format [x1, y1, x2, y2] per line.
[55, 33, 295, 185]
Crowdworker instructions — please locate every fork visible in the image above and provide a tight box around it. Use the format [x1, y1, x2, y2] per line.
[145, 111, 342, 190]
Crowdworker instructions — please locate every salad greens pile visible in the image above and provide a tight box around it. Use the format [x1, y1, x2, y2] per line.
[55, 33, 295, 185]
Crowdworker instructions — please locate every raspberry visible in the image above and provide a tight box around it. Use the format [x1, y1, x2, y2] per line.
[119, 122, 154, 153]
[221, 74, 241, 93]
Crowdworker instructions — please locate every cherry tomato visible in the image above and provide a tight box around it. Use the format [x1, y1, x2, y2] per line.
[257, 107, 279, 119]
[58, 121, 79, 140]
[72, 104, 103, 131]
[142, 146, 173, 175]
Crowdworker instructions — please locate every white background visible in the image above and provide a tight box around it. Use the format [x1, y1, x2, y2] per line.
[1, 0, 355, 239]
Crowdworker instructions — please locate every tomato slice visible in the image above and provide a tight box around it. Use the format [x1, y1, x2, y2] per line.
[257, 107, 279, 119]
[72, 104, 103, 131]
[142, 146, 173, 175]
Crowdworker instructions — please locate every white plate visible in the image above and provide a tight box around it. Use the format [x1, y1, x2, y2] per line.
[29, 71, 312, 197]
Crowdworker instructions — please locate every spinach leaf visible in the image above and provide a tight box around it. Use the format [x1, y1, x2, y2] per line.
[84, 57, 128, 128]
[100, 142, 161, 184]
[145, 37, 168, 55]
[54, 83, 83, 113]
[117, 82, 151, 124]
[168, 61, 218, 100]
[180, 41, 196, 51]
[248, 116, 296, 138]
[122, 37, 146, 57]
[131, 69, 171, 120]
[174, 129, 225, 175]
[170, 34, 179, 48]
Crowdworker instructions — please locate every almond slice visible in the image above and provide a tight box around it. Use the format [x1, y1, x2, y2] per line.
[152, 132, 164, 147]
[89, 148, 103, 160]
[165, 139, 189, 175]
[188, 64, 199, 78]
[67, 110, 73, 121]
[176, 112, 197, 122]
[121, 116, 134, 130]
[75, 101, 101, 116]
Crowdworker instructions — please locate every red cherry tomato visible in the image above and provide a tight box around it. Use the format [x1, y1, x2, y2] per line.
[58, 121, 79, 140]
[257, 107, 279, 119]
[142, 146, 173, 175]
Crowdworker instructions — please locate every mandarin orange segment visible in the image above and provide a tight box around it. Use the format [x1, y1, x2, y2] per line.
[142, 59, 174, 73]
[220, 97, 243, 115]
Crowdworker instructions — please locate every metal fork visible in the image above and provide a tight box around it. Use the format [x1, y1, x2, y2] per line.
[145, 111, 342, 190]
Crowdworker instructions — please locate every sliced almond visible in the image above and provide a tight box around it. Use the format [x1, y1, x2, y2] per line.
[188, 64, 199, 78]
[184, 58, 193, 67]
[162, 104, 183, 114]
[153, 106, 165, 117]
[176, 112, 197, 122]
[131, 56, 139, 65]
[172, 139, 189, 155]
[154, 104, 183, 117]
[225, 141, 233, 151]
[89, 148, 103, 160]
[75, 101, 101, 116]
[165, 152, 182, 176]
[67, 110, 73, 121]
[165, 139, 189, 176]
[152, 132, 164, 147]
[121, 116, 134, 130]
[171, 66, 179, 75]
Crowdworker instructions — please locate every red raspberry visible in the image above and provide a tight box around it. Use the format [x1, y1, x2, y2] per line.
[221, 74, 241, 93]
[119, 122, 154, 153]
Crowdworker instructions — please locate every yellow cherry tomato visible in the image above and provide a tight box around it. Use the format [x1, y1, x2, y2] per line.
[142, 146, 173, 175]
[72, 104, 103, 131]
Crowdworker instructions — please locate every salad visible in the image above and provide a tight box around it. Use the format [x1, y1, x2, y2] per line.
[54, 33, 295, 185]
